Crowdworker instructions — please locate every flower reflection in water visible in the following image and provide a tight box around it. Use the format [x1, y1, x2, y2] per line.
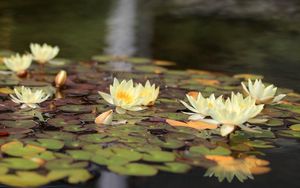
[204, 155, 270, 182]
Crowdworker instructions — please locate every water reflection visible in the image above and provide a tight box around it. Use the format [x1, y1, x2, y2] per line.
[97, 171, 128, 188]
[105, 0, 137, 71]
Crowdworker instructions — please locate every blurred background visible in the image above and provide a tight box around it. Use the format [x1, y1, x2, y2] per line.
[0, 0, 300, 91]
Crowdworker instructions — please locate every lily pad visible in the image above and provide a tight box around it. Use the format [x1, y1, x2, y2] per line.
[143, 150, 176, 162]
[45, 159, 88, 170]
[108, 163, 158, 176]
[29, 139, 64, 150]
[155, 162, 191, 173]
[1, 141, 45, 157]
[290, 124, 300, 131]
[190, 146, 231, 156]
[0, 158, 40, 170]
[0, 171, 50, 187]
[78, 133, 117, 143]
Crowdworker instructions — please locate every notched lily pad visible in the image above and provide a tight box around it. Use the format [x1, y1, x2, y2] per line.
[1, 141, 45, 157]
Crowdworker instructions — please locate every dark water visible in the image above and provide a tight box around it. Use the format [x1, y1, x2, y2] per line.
[1, 0, 300, 188]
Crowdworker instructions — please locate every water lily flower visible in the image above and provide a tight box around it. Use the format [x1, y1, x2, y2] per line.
[98, 78, 145, 114]
[207, 93, 264, 136]
[30, 43, 59, 64]
[242, 79, 286, 104]
[95, 110, 113, 125]
[180, 92, 220, 120]
[10, 86, 50, 108]
[136, 80, 159, 106]
[3, 53, 32, 75]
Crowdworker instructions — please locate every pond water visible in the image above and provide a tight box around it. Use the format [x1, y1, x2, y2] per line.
[0, 0, 300, 188]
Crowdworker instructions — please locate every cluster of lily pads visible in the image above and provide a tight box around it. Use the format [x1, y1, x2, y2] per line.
[0, 47, 299, 187]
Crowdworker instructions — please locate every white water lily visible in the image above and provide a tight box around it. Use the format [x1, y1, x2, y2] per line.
[10, 86, 50, 108]
[98, 78, 145, 114]
[3, 53, 32, 74]
[242, 79, 286, 104]
[30, 43, 59, 64]
[180, 92, 220, 120]
[206, 93, 264, 136]
[136, 80, 159, 106]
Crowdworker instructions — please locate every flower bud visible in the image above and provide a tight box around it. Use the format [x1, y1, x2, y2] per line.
[55, 70, 67, 88]
[95, 110, 113, 125]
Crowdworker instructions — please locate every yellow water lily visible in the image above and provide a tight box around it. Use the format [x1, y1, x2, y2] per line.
[180, 92, 220, 120]
[30, 43, 59, 64]
[98, 78, 146, 114]
[3, 53, 32, 74]
[136, 80, 159, 106]
[207, 93, 264, 136]
[242, 79, 286, 104]
[10, 86, 50, 109]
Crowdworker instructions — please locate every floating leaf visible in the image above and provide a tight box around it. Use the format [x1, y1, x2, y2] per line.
[66, 150, 92, 160]
[78, 133, 117, 143]
[108, 163, 158, 176]
[143, 150, 175, 162]
[246, 140, 275, 149]
[1, 120, 37, 129]
[36, 131, 76, 140]
[0, 171, 50, 187]
[0, 158, 40, 170]
[29, 139, 64, 150]
[1, 141, 45, 157]
[290, 124, 300, 131]
[155, 162, 191, 173]
[47, 169, 92, 184]
[190, 146, 231, 156]
[45, 159, 88, 170]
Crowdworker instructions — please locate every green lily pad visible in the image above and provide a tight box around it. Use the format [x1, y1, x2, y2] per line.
[58, 105, 93, 113]
[275, 104, 300, 114]
[47, 118, 81, 127]
[1, 120, 37, 129]
[62, 125, 88, 132]
[111, 148, 142, 161]
[290, 124, 300, 131]
[265, 119, 284, 127]
[28, 139, 64, 150]
[190, 146, 231, 156]
[1, 141, 45, 157]
[66, 150, 92, 160]
[0, 171, 50, 187]
[47, 169, 92, 184]
[91, 155, 130, 166]
[148, 137, 185, 149]
[45, 159, 88, 170]
[33, 151, 56, 160]
[78, 134, 117, 143]
[108, 163, 158, 176]
[278, 130, 300, 138]
[0, 158, 40, 170]
[246, 140, 275, 148]
[155, 162, 191, 173]
[143, 150, 176, 162]
[36, 131, 76, 140]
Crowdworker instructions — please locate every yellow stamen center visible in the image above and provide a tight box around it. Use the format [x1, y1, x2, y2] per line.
[116, 91, 133, 104]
